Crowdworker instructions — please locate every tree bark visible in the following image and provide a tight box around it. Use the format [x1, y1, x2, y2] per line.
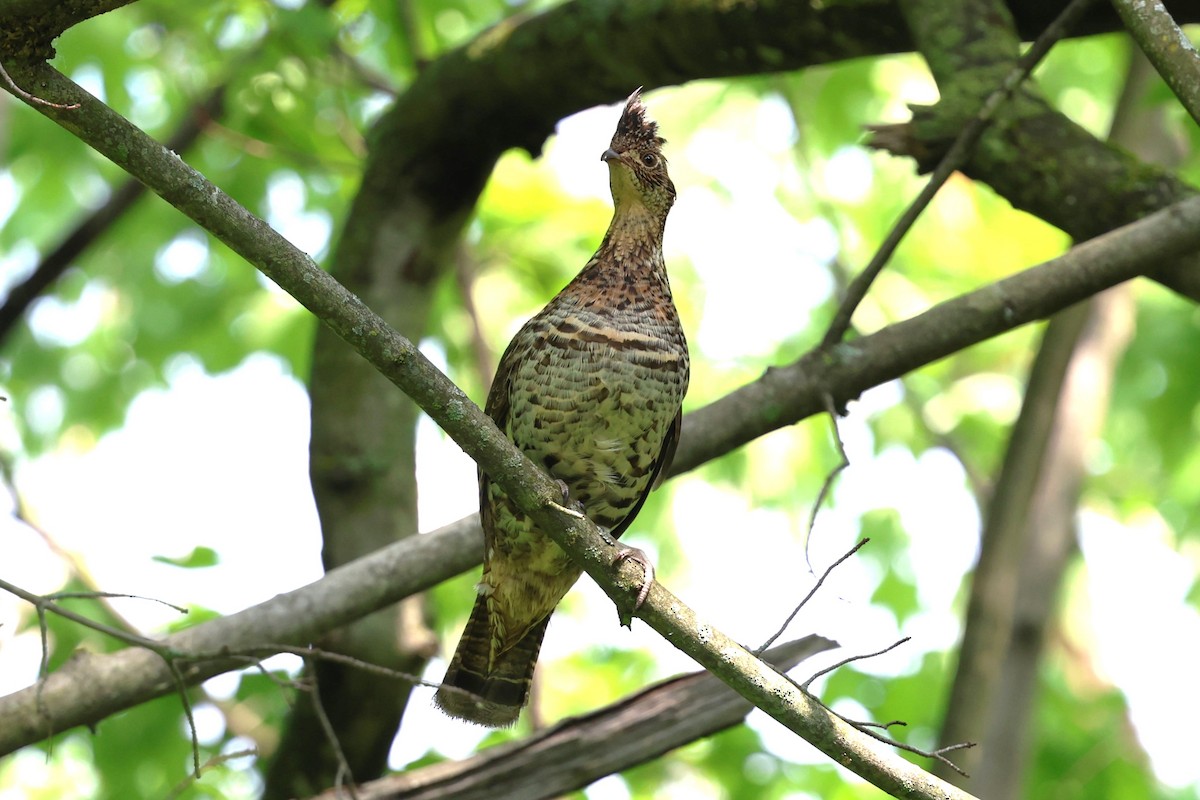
[4, 1, 1200, 794]
[308, 637, 834, 800]
[964, 46, 1176, 797]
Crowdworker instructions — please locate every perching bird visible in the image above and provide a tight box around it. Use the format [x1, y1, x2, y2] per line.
[434, 89, 690, 727]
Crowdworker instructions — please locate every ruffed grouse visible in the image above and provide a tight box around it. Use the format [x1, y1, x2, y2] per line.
[435, 89, 689, 727]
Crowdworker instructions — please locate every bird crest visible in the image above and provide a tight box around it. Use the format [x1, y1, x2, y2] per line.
[609, 88, 665, 155]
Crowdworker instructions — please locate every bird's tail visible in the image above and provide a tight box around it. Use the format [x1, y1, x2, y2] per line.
[433, 593, 549, 727]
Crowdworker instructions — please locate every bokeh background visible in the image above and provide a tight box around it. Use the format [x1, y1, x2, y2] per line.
[2, 2, 1200, 798]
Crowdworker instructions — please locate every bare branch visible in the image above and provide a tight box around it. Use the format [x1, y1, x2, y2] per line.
[2, 576, 205, 775]
[823, 0, 1100, 346]
[757, 538, 869, 656]
[47, 591, 188, 616]
[1112, 0, 1200, 127]
[306, 660, 360, 800]
[796, 637, 976, 777]
[803, 393, 852, 570]
[842, 715, 974, 778]
[0, 516, 482, 755]
[164, 749, 258, 800]
[802, 637, 912, 693]
[0, 81, 227, 343]
[307, 637, 836, 800]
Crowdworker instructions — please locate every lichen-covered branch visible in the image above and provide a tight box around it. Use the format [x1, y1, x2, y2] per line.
[0, 82, 227, 343]
[0, 516, 482, 756]
[0, 0, 138, 60]
[1112, 0, 1200, 127]
[6, 2, 1200, 795]
[875, 0, 1200, 301]
[0, 59, 1042, 800]
[4, 188, 1194, 756]
[4, 61, 1200, 798]
[310, 637, 834, 800]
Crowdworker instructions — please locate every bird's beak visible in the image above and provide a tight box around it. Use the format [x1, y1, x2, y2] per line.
[600, 148, 619, 162]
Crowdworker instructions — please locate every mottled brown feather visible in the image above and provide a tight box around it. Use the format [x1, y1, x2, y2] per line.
[435, 89, 688, 727]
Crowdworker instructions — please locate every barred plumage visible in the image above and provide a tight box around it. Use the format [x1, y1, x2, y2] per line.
[435, 90, 689, 727]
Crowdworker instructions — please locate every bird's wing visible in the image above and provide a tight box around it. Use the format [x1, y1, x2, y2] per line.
[610, 408, 681, 540]
[651, 409, 682, 491]
[478, 322, 536, 540]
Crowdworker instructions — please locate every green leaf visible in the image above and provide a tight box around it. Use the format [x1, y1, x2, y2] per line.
[153, 546, 220, 569]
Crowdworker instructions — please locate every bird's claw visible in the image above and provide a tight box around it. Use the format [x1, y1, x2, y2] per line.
[548, 479, 587, 519]
[613, 545, 655, 621]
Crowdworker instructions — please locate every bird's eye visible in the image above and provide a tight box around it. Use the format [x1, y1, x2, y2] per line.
[641, 153, 658, 167]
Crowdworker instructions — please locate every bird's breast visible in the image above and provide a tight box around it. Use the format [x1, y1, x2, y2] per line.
[506, 308, 687, 529]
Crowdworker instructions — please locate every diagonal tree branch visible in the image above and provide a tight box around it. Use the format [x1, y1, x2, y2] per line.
[7, 1, 1200, 796]
[0, 82, 227, 343]
[1, 182, 1192, 756]
[1, 97, 1199, 753]
[6, 60, 1200, 798]
[1112, 0, 1200, 126]
[309, 636, 835, 800]
[822, 0, 1098, 346]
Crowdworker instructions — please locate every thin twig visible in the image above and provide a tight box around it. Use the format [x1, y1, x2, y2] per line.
[803, 392, 851, 570]
[821, 0, 1100, 346]
[165, 659, 201, 777]
[795, 635, 976, 776]
[12, 583, 439, 694]
[755, 538, 868, 655]
[835, 706, 975, 777]
[209, 645, 441, 691]
[801, 637, 911, 692]
[852, 718, 907, 731]
[0, 578, 170, 652]
[34, 604, 52, 741]
[163, 748, 258, 800]
[0, 577, 201, 771]
[306, 654, 360, 800]
[0, 59, 80, 109]
[1, 470, 150, 634]
[47, 591, 189, 615]
[5, 575, 405, 788]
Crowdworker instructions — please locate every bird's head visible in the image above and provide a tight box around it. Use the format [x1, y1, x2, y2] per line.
[601, 89, 675, 219]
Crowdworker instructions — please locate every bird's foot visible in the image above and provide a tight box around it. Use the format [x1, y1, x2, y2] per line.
[548, 479, 587, 519]
[612, 544, 655, 625]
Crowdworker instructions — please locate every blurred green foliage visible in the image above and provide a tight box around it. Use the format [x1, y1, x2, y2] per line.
[3, 2, 1200, 799]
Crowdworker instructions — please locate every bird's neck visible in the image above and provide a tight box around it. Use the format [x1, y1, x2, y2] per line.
[596, 200, 666, 267]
